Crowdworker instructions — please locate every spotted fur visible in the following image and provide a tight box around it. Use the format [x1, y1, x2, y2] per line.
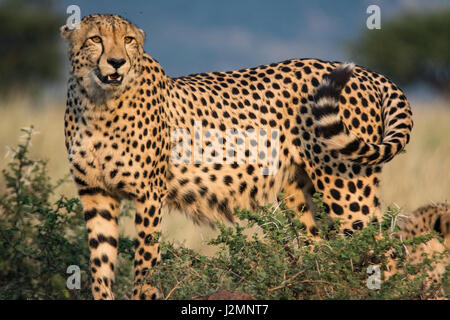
[61, 14, 415, 299]
[386, 203, 450, 296]
[398, 203, 450, 250]
[312, 62, 413, 166]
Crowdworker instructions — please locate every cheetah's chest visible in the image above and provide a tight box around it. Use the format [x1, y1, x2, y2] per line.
[68, 128, 143, 199]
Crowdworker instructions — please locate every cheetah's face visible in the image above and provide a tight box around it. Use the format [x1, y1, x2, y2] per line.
[61, 14, 145, 100]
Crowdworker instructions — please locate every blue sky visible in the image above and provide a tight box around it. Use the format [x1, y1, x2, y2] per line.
[58, 0, 448, 79]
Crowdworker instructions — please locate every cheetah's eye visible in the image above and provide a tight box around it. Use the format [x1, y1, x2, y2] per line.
[124, 36, 134, 44]
[90, 36, 102, 44]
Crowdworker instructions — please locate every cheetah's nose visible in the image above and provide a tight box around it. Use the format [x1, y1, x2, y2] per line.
[107, 58, 126, 69]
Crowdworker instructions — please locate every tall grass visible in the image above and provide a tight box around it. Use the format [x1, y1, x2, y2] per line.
[0, 97, 217, 253]
[380, 103, 450, 210]
[0, 98, 449, 252]
[2, 131, 446, 299]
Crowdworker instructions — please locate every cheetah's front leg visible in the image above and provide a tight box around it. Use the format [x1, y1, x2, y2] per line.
[79, 191, 120, 300]
[132, 196, 163, 300]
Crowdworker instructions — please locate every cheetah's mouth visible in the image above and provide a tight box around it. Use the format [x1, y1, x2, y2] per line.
[97, 72, 124, 85]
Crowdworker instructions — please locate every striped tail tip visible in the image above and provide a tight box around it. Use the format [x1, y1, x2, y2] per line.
[312, 62, 355, 148]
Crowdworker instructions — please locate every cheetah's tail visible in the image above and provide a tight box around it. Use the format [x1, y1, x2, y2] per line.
[311, 63, 413, 166]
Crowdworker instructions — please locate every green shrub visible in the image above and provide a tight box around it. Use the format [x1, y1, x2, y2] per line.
[0, 128, 447, 299]
[147, 199, 448, 300]
[0, 127, 134, 299]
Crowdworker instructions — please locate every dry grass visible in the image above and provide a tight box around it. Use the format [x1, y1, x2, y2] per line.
[0, 97, 217, 253]
[0, 97, 449, 252]
[380, 102, 450, 210]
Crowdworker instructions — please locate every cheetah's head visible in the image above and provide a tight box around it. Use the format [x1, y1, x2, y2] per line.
[61, 14, 145, 101]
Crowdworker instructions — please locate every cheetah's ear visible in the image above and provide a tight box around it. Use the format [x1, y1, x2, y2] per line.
[60, 25, 73, 40]
[137, 28, 146, 45]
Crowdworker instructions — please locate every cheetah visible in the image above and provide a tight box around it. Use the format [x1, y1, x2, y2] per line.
[399, 203, 450, 250]
[387, 203, 450, 297]
[61, 14, 413, 299]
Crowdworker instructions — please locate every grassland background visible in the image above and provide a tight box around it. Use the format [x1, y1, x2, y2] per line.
[0, 97, 449, 254]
